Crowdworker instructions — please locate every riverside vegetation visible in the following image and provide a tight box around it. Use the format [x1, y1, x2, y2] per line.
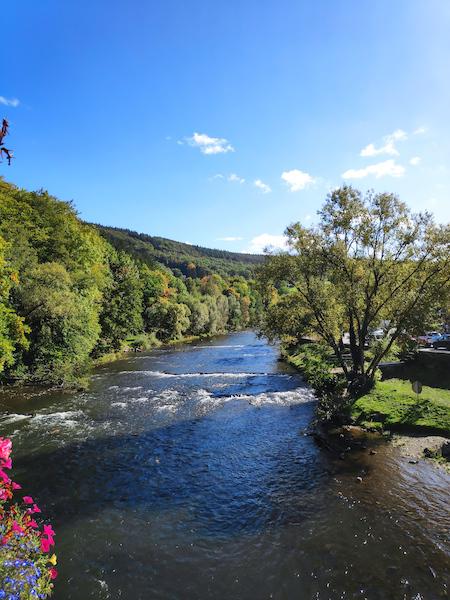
[258, 186, 450, 434]
[0, 179, 263, 387]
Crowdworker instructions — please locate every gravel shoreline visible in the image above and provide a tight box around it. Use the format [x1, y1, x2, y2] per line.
[390, 433, 450, 471]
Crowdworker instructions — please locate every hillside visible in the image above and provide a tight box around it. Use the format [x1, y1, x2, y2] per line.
[95, 224, 265, 278]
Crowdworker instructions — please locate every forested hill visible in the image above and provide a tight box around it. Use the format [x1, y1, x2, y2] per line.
[0, 179, 263, 386]
[95, 225, 264, 278]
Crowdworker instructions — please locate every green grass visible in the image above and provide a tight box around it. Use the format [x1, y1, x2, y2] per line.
[351, 379, 450, 435]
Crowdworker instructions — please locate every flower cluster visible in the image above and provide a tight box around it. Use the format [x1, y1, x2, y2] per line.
[0, 437, 57, 599]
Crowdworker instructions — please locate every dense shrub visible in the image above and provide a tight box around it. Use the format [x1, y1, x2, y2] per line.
[287, 343, 348, 422]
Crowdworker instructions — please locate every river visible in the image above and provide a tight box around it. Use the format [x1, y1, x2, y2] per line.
[0, 331, 449, 599]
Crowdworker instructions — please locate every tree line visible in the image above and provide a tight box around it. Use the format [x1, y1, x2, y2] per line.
[0, 179, 262, 385]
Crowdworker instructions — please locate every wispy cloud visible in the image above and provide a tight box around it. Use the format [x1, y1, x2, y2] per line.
[0, 96, 20, 107]
[409, 156, 421, 166]
[360, 129, 407, 157]
[217, 236, 243, 242]
[185, 132, 234, 155]
[413, 126, 427, 135]
[247, 233, 288, 254]
[254, 179, 271, 194]
[342, 159, 405, 179]
[211, 172, 245, 184]
[228, 173, 245, 183]
[281, 169, 314, 191]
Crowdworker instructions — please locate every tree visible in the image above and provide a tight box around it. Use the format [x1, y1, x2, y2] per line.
[17, 262, 101, 382]
[0, 236, 29, 373]
[96, 250, 143, 352]
[259, 186, 450, 394]
[0, 119, 13, 165]
[146, 299, 190, 341]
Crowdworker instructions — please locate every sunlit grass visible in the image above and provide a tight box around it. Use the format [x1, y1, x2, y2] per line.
[351, 379, 450, 434]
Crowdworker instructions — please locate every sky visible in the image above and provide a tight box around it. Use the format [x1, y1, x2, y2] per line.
[1, 0, 449, 253]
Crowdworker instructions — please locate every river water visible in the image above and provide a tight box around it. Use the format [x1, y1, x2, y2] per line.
[0, 331, 449, 599]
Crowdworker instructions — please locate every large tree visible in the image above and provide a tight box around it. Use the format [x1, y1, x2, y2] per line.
[259, 186, 450, 393]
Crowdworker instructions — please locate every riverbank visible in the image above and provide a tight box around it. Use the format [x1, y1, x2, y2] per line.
[284, 348, 450, 470]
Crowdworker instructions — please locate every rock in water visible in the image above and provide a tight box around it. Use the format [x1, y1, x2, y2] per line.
[441, 441, 450, 459]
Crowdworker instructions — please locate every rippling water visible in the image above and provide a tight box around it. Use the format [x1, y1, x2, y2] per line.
[0, 331, 449, 599]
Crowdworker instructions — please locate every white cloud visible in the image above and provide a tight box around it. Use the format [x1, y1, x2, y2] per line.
[186, 132, 234, 155]
[0, 96, 20, 107]
[413, 126, 427, 135]
[254, 179, 271, 194]
[211, 173, 245, 183]
[247, 233, 288, 254]
[342, 159, 405, 179]
[360, 129, 407, 157]
[409, 156, 421, 166]
[389, 129, 408, 141]
[228, 173, 245, 183]
[281, 169, 314, 191]
[360, 142, 398, 157]
[217, 236, 243, 242]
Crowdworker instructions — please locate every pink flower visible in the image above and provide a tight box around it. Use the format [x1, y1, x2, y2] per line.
[0, 489, 8, 501]
[12, 482, 21, 490]
[12, 521, 24, 534]
[41, 537, 51, 552]
[0, 470, 10, 483]
[0, 438, 12, 461]
[32, 504, 41, 513]
[28, 519, 38, 528]
[0, 458, 12, 470]
[23, 496, 34, 504]
[49, 567, 58, 580]
[43, 524, 55, 537]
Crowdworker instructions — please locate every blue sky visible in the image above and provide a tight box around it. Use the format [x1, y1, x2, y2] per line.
[1, 0, 449, 253]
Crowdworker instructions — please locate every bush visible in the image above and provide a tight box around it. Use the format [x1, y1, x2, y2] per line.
[0, 438, 57, 598]
[287, 343, 348, 422]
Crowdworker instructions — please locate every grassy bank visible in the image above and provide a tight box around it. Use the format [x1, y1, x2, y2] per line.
[351, 379, 450, 436]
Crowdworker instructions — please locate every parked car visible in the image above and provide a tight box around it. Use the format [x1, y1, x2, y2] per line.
[432, 333, 450, 350]
[417, 331, 442, 346]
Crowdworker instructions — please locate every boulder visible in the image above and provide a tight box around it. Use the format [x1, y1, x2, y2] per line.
[441, 441, 450, 459]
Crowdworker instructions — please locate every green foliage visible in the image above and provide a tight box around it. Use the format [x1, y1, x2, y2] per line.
[0, 181, 108, 383]
[95, 250, 143, 353]
[287, 343, 348, 422]
[351, 379, 450, 435]
[0, 236, 29, 373]
[17, 262, 101, 383]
